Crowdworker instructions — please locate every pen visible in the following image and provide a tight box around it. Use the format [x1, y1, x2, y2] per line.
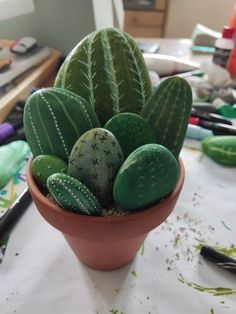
[191, 108, 232, 125]
[189, 117, 236, 135]
[200, 245, 236, 275]
[0, 188, 32, 245]
[0, 119, 23, 144]
[186, 124, 213, 140]
[1, 127, 26, 145]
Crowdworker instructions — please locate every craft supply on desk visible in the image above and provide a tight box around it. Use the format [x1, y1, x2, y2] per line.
[199, 120, 236, 135]
[0, 188, 31, 246]
[191, 108, 232, 125]
[186, 124, 213, 140]
[213, 26, 234, 68]
[200, 245, 236, 275]
[213, 97, 236, 118]
[0, 119, 23, 144]
[202, 135, 236, 165]
[0, 141, 31, 188]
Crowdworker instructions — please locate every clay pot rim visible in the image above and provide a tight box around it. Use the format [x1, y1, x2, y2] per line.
[27, 156, 184, 223]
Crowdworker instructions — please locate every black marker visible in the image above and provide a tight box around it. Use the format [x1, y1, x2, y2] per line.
[0, 188, 32, 245]
[191, 108, 232, 125]
[200, 245, 236, 275]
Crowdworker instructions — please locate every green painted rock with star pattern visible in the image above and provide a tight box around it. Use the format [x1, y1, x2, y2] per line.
[68, 128, 124, 207]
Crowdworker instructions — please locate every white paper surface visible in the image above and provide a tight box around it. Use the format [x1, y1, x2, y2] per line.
[0, 146, 236, 314]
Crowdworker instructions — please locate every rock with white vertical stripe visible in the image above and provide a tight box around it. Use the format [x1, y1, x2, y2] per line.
[141, 76, 193, 158]
[23, 87, 100, 162]
[54, 28, 152, 126]
[47, 173, 102, 216]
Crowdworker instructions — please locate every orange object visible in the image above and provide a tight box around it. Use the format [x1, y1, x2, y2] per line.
[26, 157, 185, 271]
[229, 4, 236, 29]
[227, 33, 236, 77]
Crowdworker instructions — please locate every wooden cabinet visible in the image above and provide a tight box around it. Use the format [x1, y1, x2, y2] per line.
[123, 0, 168, 38]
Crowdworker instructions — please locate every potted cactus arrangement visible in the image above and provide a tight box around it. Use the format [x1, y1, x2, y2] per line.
[24, 28, 192, 270]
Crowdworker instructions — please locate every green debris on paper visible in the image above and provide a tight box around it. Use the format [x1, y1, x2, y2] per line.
[178, 274, 236, 296]
[131, 270, 137, 278]
[140, 244, 145, 256]
[210, 308, 214, 314]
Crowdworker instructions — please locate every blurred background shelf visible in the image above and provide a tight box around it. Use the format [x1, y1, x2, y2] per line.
[123, 0, 169, 37]
[0, 39, 61, 123]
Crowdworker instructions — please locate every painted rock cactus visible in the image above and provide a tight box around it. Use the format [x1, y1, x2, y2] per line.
[141, 76, 192, 158]
[113, 144, 179, 210]
[24, 87, 100, 162]
[47, 173, 102, 215]
[68, 128, 124, 207]
[202, 135, 236, 165]
[55, 28, 152, 125]
[104, 112, 156, 158]
[31, 154, 68, 192]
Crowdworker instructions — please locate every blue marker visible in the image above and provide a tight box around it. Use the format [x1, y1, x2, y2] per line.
[186, 124, 213, 140]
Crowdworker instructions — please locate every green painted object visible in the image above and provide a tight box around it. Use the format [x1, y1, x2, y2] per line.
[47, 173, 102, 216]
[32, 154, 68, 192]
[24, 87, 100, 162]
[104, 112, 156, 158]
[113, 144, 179, 210]
[202, 136, 236, 166]
[0, 140, 31, 188]
[55, 28, 152, 125]
[141, 76, 192, 158]
[68, 128, 124, 207]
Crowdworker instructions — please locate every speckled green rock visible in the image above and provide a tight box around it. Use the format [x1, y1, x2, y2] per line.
[202, 136, 236, 166]
[113, 144, 179, 210]
[104, 112, 156, 158]
[31, 154, 68, 192]
[68, 128, 124, 207]
[47, 173, 102, 216]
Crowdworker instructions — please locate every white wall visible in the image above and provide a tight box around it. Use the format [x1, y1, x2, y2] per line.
[165, 0, 236, 38]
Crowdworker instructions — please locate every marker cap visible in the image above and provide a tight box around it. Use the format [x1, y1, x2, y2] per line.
[186, 124, 213, 140]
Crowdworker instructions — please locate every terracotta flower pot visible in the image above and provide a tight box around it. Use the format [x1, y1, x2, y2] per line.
[26, 157, 185, 271]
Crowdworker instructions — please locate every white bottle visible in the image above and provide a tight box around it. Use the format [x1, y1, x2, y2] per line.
[213, 26, 234, 68]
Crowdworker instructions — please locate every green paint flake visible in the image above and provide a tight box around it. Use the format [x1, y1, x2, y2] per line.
[210, 308, 214, 314]
[131, 270, 137, 278]
[140, 244, 145, 256]
[178, 274, 236, 296]
[110, 310, 118, 314]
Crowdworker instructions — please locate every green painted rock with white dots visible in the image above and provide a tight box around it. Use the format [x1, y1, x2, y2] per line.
[31, 154, 68, 192]
[104, 112, 156, 158]
[47, 173, 102, 216]
[68, 128, 124, 207]
[24, 87, 100, 162]
[113, 144, 180, 210]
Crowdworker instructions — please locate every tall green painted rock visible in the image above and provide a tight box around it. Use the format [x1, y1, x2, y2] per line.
[113, 144, 179, 210]
[32, 154, 68, 192]
[24, 87, 100, 162]
[47, 173, 102, 216]
[104, 112, 156, 158]
[55, 28, 152, 125]
[68, 128, 124, 207]
[141, 76, 192, 158]
[202, 136, 236, 165]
